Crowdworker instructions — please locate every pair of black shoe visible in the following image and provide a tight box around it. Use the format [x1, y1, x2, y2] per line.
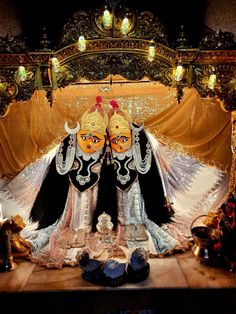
[77, 248, 150, 287]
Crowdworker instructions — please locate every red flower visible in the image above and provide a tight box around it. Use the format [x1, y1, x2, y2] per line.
[94, 96, 102, 109]
[214, 241, 222, 251]
[96, 96, 102, 104]
[110, 99, 119, 110]
[227, 202, 235, 209]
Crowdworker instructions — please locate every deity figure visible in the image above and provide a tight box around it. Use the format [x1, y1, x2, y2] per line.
[107, 100, 178, 252]
[24, 96, 119, 268]
[0, 97, 229, 268]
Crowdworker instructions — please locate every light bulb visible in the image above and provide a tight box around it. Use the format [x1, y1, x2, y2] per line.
[148, 41, 155, 62]
[175, 64, 185, 82]
[208, 68, 217, 90]
[78, 35, 86, 52]
[17, 65, 27, 81]
[51, 57, 60, 73]
[102, 8, 112, 29]
[120, 17, 130, 35]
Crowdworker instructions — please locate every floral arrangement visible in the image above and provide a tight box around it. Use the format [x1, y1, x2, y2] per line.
[215, 193, 236, 271]
[201, 193, 236, 271]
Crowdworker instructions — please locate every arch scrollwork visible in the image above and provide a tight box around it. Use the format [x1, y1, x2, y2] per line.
[0, 5, 235, 115]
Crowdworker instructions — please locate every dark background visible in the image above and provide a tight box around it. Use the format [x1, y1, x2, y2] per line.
[11, 0, 207, 49]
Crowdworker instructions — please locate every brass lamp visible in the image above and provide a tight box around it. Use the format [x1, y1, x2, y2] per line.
[0, 218, 17, 272]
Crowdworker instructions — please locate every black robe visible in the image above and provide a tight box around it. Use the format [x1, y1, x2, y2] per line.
[30, 129, 173, 231]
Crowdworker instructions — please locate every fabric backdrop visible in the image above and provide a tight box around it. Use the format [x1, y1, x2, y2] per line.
[0, 81, 231, 177]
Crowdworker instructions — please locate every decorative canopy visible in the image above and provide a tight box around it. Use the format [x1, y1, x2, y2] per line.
[0, 3, 235, 116]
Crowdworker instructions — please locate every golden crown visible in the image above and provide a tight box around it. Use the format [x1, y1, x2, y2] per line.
[108, 111, 131, 136]
[108, 100, 131, 136]
[80, 96, 108, 135]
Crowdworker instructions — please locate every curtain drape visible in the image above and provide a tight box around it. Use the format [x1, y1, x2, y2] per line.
[0, 82, 231, 177]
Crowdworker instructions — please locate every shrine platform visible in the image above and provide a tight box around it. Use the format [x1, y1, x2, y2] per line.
[0, 251, 235, 314]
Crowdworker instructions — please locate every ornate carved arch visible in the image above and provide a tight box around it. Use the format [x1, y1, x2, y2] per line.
[0, 4, 235, 117]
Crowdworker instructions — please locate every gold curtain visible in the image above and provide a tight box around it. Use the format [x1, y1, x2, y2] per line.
[0, 82, 231, 177]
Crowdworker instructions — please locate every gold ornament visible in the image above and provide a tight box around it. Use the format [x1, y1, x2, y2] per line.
[80, 96, 108, 135]
[108, 111, 131, 137]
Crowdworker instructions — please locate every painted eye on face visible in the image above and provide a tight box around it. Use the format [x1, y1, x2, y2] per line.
[120, 136, 128, 143]
[92, 136, 101, 143]
[111, 138, 118, 145]
[81, 134, 87, 141]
